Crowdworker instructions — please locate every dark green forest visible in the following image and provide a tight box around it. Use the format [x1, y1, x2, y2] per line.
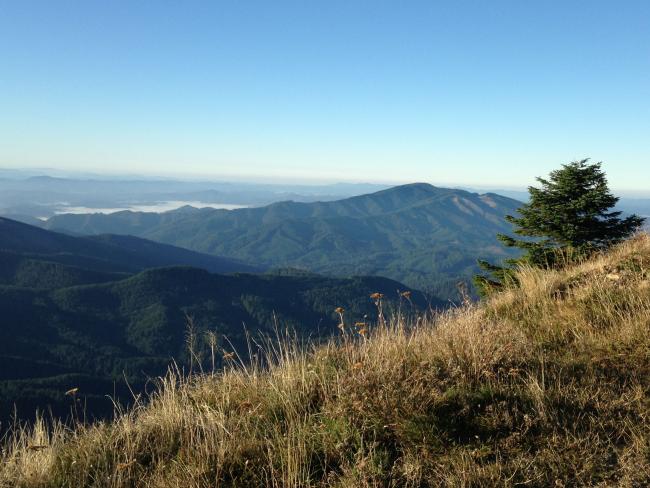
[0, 218, 435, 427]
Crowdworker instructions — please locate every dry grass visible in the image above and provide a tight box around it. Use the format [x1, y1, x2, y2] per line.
[2, 235, 650, 487]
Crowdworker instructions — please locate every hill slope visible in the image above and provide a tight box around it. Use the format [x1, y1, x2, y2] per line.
[0, 267, 432, 425]
[4, 235, 648, 486]
[0, 217, 261, 279]
[0, 250, 126, 288]
[44, 184, 522, 296]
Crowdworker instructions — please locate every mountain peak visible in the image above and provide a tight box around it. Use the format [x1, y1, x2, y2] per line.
[343, 182, 461, 208]
[377, 182, 438, 193]
[398, 182, 437, 190]
[345, 182, 437, 201]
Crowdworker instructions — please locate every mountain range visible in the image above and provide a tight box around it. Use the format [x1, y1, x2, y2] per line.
[44, 183, 523, 297]
[0, 183, 523, 425]
[0, 173, 388, 220]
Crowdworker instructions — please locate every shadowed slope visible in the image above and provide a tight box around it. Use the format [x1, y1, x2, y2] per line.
[0, 217, 261, 277]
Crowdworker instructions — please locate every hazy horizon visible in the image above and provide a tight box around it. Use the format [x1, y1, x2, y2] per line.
[1, 165, 649, 199]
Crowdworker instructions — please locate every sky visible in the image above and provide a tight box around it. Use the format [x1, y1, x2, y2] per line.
[0, 1, 649, 191]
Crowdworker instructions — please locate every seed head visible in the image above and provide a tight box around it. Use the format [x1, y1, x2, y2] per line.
[117, 460, 136, 471]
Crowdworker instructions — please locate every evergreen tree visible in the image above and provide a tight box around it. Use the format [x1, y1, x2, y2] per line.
[475, 159, 645, 294]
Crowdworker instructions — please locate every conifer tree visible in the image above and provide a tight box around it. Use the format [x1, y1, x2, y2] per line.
[474, 159, 645, 294]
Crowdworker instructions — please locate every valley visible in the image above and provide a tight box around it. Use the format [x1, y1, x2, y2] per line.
[0, 215, 434, 426]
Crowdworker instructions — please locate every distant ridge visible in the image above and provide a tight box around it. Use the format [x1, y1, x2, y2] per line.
[43, 183, 523, 297]
[0, 217, 261, 277]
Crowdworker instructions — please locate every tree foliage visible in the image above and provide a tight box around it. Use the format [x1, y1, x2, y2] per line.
[475, 159, 645, 294]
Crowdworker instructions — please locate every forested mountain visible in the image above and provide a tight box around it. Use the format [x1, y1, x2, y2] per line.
[0, 268, 430, 426]
[0, 250, 127, 288]
[45, 183, 522, 297]
[0, 217, 260, 278]
[0, 218, 433, 426]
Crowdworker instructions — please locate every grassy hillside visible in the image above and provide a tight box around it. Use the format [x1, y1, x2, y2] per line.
[3, 235, 649, 487]
[43, 184, 522, 297]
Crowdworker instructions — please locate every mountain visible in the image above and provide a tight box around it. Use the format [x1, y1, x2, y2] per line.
[0, 267, 431, 425]
[44, 184, 523, 297]
[0, 217, 261, 280]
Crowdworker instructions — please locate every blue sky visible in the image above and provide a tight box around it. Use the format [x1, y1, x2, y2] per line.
[0, 1, 649, 190]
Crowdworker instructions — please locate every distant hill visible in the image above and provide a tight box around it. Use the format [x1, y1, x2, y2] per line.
[0, 267, 432, 425]
[0, 173, 388, 219]
[44, 183, 523, 297]
[0, 217, 261, 279]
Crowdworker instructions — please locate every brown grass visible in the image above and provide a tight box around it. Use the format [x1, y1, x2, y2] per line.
[2, 235, 650, 487]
